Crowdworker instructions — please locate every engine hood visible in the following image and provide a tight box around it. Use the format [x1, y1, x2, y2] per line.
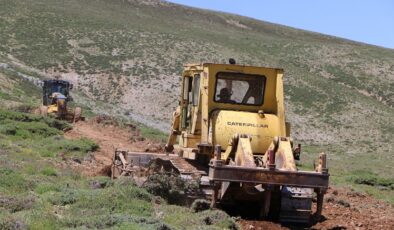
[210, 110, 281, 154]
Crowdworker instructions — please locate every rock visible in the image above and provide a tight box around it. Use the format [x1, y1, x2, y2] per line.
[144, 143, 163, 152]
[89, 181, 103, 189]
[71, 157, 82, 164]
[325, 194, 335, 203]
[0, 63, 9, 69]
[337, 199, 350, 207]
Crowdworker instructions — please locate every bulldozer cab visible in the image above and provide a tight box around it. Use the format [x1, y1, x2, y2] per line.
[42, 80, 72, 106]
[177, 63, 288, 159]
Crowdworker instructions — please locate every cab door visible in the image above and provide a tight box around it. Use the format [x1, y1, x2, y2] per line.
[180, 75, 192, 130]
[180, 73, 201, 148]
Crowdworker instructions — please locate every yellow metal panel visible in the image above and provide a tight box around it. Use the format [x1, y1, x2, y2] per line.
[182, 133, 200, 148]
[47, 104, 58, 113]
[211, 110, 281, 154]
[235, 137, 256, 167]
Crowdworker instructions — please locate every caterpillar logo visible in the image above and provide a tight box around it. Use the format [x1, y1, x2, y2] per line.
[227, 122, 268, 128]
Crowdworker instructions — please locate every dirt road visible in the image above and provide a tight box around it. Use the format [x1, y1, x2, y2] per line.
[64, 118, 158, 176]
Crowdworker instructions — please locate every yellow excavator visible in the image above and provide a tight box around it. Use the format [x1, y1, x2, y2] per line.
[38, 79, 82, 122]
[113, 60, 329, 223]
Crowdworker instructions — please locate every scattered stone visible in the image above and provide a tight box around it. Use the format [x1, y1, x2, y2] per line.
[144, 143, 162, 152]
[71, 157, 82, 164]
[89, 181, 104, 189]
[325, 194, 335, 203]
[83, 153, 95, 162]
[0, 63, 9, 69]
[337, 199, 350, 207]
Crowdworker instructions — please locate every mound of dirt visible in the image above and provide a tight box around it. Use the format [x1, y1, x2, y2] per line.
[239, 187, 394, 229]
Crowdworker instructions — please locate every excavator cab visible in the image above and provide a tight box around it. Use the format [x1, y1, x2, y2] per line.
[42, 80, 72, 106]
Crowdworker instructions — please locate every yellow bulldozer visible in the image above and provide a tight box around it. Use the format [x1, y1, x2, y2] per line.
[38, 79, 82, 122]
[112, 60, 329, 223]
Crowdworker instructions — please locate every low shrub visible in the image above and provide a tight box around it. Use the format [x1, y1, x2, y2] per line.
[0, 215, 27, 230]
[49, 189, 78, 206]
[34, 183, 61, 194]
[41, 167, 57, 177]
[348, 170, 394, 190]
[191, 199, 210, 212]
[0, 109, 71, 131]
[41, 137, 98, 159]
[0, 168, 33, 194]
[0, 121, 62, 138]
[0, 195, 35, 213]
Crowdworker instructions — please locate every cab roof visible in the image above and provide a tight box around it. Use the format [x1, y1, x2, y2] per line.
[183, 63, 283, 72]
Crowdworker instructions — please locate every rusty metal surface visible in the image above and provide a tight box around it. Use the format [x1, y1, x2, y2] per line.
[209, 165, 329, 189]
[113, 150, 206, 177]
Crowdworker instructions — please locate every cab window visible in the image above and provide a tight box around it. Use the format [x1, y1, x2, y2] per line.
[192, 74, 200, 106]
[214, 72, 265, 105]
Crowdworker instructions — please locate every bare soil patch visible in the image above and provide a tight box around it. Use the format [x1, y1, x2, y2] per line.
[63, 117, 160, 176]
[239, 188, 394, 229]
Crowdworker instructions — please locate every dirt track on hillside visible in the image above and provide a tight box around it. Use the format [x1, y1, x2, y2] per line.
[63, 118, 159, 176]
[63, 118, 394, 229]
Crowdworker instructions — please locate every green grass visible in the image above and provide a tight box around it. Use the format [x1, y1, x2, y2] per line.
[137, 123, 167, 142]
[298, 144, 394, 203]
[0, 108, 237, 229]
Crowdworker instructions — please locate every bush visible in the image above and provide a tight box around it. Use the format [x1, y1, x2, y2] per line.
[0, 121, 62, 138]
[191, 199, 210, 212]
[61, 138, 99, 152]
[0, 216, 27, 230]
[142, 173, 185, 203]
[0, 168, 33, 193]
[41, 137, 98, 159]
[49, 189, 78, 206]
[34, 183, 60, 194]
[89, 176, 113, 189]
[0, 195, 35, 213]
[41, 167, 57, 177]
[143, 172, 201, 203]
[0, 109, 71, 131]
[349, 170, 394, 190]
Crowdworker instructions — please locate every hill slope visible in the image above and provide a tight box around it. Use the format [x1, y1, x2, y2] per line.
[0, 0, 393, 200]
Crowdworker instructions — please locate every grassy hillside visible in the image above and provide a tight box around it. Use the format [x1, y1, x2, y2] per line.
[0, 111, 235, 229]
[0, 0, 393, 202]
[0, 70, 236, 229]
